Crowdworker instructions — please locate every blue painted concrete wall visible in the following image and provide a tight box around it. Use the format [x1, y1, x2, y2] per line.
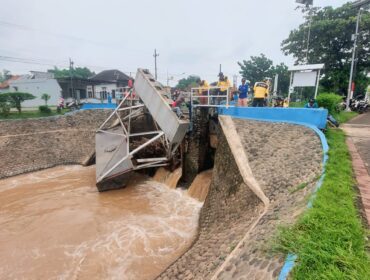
[219, 107, 328, 129]
[80, 103, 117, 110]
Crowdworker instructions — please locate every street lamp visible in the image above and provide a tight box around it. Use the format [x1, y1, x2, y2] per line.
[345, 0, 370, 111]
[296, 0, 314, 63]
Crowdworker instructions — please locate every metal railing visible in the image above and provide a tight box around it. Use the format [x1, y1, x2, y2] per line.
[190, 86, 233, 108]
[95, 90, 170, 183]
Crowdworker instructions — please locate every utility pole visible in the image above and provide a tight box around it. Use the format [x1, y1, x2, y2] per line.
[153, 49, 159, 80]
[346, 8, 362, 108]
[69, 58, 74, 100]
[295, 0, 314, 63]
[305, 7, 313, 63]
[346, 0, 370, 111]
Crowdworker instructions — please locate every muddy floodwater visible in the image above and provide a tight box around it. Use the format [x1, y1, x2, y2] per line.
[0, 165, 202, 280]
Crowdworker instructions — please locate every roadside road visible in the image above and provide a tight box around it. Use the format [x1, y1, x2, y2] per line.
[342, 112, 370, 226]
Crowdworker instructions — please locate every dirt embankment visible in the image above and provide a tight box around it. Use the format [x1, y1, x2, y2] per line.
[158, 117, 323, 280]
[0, 110, 112, 179]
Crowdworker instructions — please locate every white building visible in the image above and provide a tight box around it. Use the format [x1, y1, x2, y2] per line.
[87, 70, 132, 102]
[8, 71, 62, 107]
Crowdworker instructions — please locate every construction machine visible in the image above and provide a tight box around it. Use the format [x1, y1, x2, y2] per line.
[95, 69, 189, 191]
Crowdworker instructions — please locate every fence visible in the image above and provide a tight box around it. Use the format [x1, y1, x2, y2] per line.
[190, 86, 232, 108]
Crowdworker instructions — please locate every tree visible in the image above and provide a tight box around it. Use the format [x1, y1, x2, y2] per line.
[238, 54, 290, 95]
[0, 70, 11, 83]
[271, 63, 290, 95]
[2, 92, 36, 113]
[176, 75, 201, 91]
[238, 54, 274, 86]
[281, 3, 370, 95]
[0, 94, 12, 116]
[48, 66, 95, 79]
[41, 93, 51, 105]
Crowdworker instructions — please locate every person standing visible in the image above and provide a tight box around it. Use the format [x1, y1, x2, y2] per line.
[238, 78, 249, 107]
[253, 79, 269, 107]
[198, 79, 210, 105]
[172, 91, 185, 118]
[216, 72, 231, 105]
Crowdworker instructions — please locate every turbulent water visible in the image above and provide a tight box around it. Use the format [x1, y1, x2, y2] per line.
[0, 165, 202, 280]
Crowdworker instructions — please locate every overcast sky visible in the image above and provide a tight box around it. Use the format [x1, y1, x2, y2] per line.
[0, 0, 349, 85]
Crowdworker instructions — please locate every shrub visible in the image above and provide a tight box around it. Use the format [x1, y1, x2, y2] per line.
[0, 102, 11, 117]
[41, 93, 51, 105]
[1, 92, 36, 113]
[316, 93, 343, 114]
[39, 105, 52, 114]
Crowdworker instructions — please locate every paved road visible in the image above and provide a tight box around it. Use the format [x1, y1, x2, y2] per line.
[342, 112, 370, 174]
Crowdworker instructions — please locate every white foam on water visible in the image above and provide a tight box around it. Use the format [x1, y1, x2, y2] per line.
[0, 166, 202, 280]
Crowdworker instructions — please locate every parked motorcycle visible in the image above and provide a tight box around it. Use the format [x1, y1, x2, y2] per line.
[350, 95, 369, 114]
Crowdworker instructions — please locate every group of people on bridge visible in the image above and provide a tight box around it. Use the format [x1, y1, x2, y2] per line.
[194, 72, 271, 107]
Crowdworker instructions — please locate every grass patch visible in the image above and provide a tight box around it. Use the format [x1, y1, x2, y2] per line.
[275, 129, 370, 279]
[333, 111, 359, 124]
[0, 109, 70, 120]
[289, 101, 306, 108]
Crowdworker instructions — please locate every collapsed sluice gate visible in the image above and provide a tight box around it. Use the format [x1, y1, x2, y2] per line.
[95, 69, 190, 191]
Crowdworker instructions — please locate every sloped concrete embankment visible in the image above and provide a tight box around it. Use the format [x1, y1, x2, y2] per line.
[158, 116, 322, 280]
[157, 116, 268, 280]
[0, 110, 113, 179]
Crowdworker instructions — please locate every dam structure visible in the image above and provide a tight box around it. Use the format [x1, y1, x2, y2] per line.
[0, 69, 327, 279]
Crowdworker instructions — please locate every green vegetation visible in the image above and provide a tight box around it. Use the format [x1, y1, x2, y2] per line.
[0, 108, 69, 119]
[0, 92, 36, 113]
[275, 129, 370, 279]
[332, 111, 358, 124]
[238, 54, 290, 95]
[289, 101, 306, 108]
[282, 3, 370, 96]
[0, 69, 11, 83]
[41, 93, 51, 105]
[38, 105, 52, 114]
[48, 66, 95, 79]
[176, 75, 201, 91]
[289, 96, 359, 124]
[316, 93, 343, 114]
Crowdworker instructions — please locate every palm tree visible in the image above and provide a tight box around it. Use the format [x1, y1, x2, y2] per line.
[41, 93, 51, 105]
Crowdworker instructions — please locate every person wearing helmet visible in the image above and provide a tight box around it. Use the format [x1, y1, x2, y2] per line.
[252, 79, 269, 107]
[304, 98, 318, 108]
[238, 78, 249, 107]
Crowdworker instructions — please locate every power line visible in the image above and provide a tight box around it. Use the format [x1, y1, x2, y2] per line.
[0, 20, 150, 55]
[0, 55, 68, 67]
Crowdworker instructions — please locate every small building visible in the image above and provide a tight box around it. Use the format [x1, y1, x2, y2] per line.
[57, 77, 97, 104]
[88, 69, 132, 102]
[6, 72, 62, 107]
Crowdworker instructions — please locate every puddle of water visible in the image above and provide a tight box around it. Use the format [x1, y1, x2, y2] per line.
[0, 165, 202, 280]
